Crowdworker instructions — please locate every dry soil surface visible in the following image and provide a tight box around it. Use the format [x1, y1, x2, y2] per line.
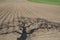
[0, 0, 60, 40]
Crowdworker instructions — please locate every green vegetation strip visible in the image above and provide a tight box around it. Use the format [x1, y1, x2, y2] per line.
[28, 0, 60, 5]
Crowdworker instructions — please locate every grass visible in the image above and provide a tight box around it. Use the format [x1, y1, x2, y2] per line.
[28, 0, 60, 5]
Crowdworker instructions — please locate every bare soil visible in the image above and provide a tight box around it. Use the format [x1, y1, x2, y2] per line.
[0, 0, 60, 40]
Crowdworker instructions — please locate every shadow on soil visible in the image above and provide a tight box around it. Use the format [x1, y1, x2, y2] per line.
[0, 17, 60, 40]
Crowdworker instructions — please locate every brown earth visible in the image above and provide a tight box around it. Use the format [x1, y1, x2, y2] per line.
[0, 0, 60, 40]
